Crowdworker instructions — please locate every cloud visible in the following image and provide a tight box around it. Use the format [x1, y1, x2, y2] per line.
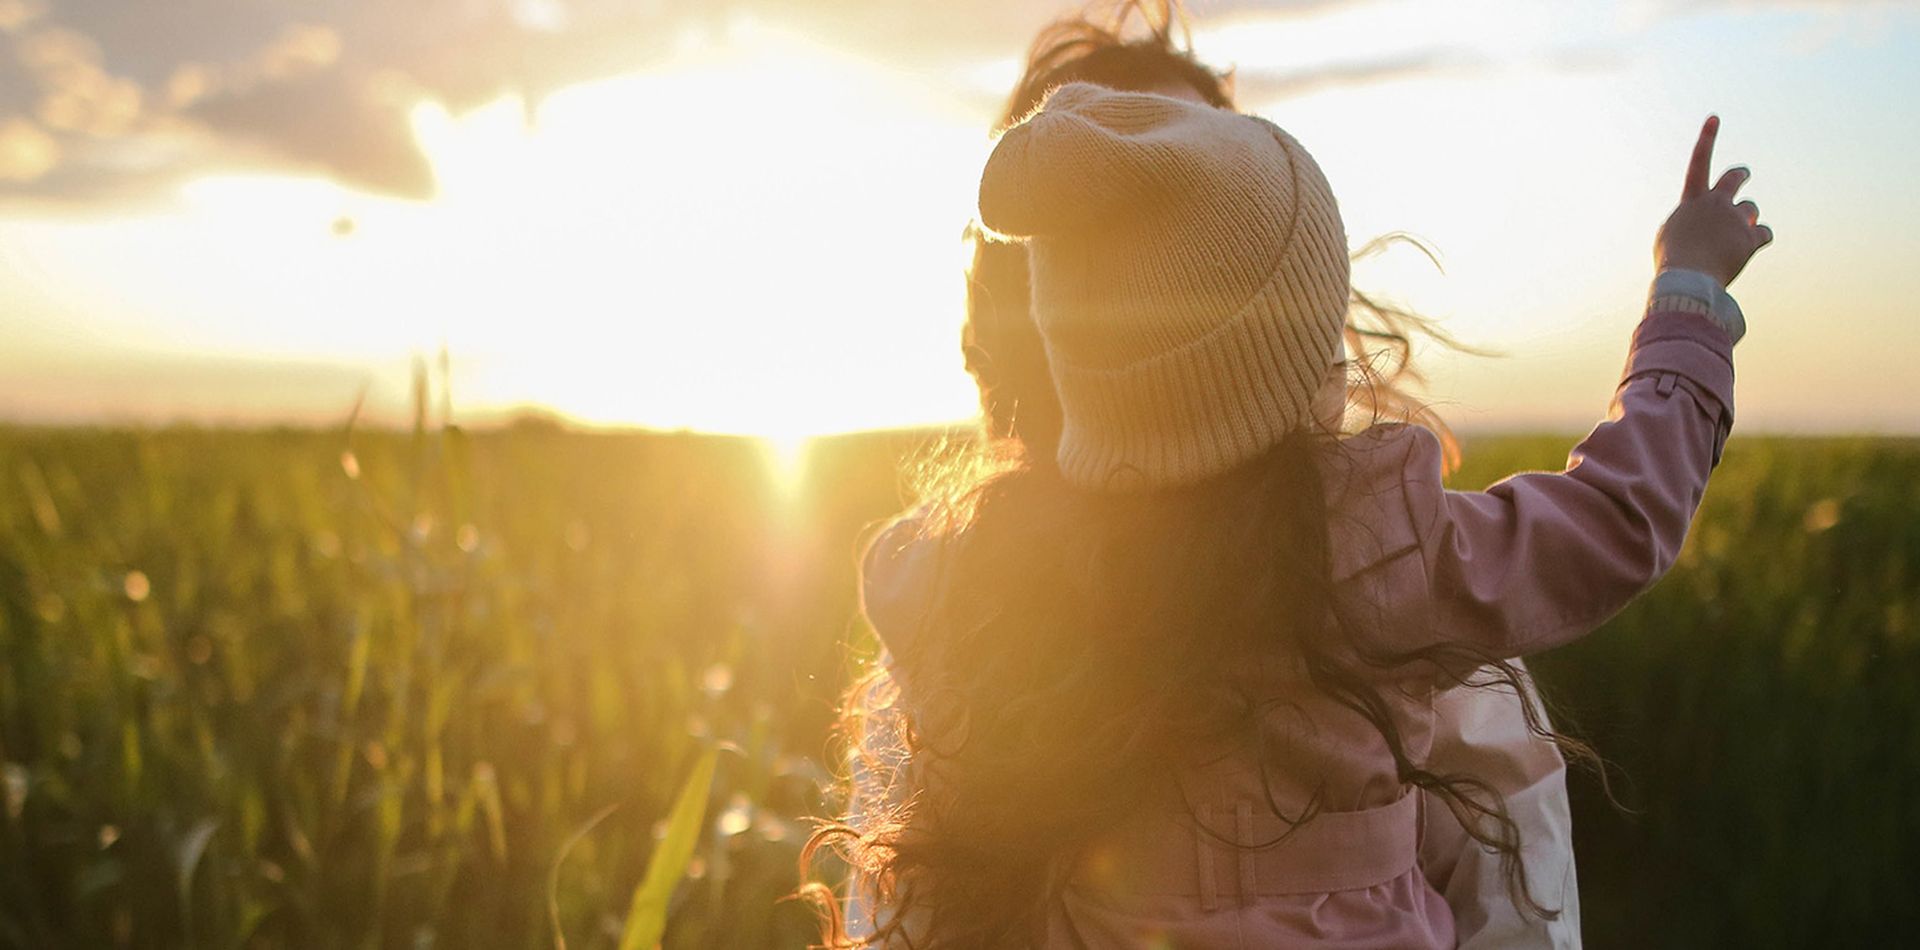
[0, 1, 1356, 208]
[7, 0, 1836, 209]
[165, 22, 343, 109]
[158, 23, 436, 198]
[16, 27, 144, 137]
[1230, 50, 1492, 101]
[0, 116, 56, 181]
[0, 0, 43, 35]
[0, 15, 363, 207]
[1675, 0, 1908, 7]
[0, 1, 719, 208]
[187, 69, 434, 199]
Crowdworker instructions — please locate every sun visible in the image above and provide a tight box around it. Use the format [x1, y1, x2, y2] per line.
[72, 17, 987, 440]
[391, 19, 988, 442]
[759, 432, 813, 497]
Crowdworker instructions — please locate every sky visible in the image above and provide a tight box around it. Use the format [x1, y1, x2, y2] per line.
[1, 0, 1916, 438]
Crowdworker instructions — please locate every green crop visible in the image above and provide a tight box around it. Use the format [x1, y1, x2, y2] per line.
[0, 418, 1913, 948]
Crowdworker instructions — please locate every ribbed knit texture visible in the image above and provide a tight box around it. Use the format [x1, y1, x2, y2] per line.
[978, 82, 1350, 490]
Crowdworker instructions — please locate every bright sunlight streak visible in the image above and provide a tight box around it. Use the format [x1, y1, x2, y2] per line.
[62, 17, 986, 443]
[759, 433, 813, 498]
[401, 18, 988, 438]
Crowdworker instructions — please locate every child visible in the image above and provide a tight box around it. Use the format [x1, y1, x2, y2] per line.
[963, 10, 1583, 946]
[810, 84, 1768, 948]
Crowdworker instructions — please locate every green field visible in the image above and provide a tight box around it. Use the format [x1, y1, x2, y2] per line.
[0, 423, 1915, 948]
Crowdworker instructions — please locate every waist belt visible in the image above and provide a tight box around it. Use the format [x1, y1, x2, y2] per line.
[1073, 792, 1421, 907]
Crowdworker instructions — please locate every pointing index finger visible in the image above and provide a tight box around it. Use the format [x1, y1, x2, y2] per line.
[1685, 115, 1719, 200]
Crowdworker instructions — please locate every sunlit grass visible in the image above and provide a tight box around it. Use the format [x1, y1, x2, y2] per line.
[0, 420, 1914, 947]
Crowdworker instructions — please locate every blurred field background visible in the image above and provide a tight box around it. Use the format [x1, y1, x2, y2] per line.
[0, 406, 1914, 949]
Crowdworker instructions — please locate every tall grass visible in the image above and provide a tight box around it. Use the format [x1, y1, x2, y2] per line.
[1454, 435, 1920, 947]
[0, 396, 913, 948]
[0, 414, 1914, 948]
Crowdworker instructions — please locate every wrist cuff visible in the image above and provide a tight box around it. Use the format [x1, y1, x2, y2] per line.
[1650, 268, 1745, 344]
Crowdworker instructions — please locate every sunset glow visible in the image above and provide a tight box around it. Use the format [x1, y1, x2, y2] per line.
[3, 5, 1915, 946]
[3, 2, 1917, 436]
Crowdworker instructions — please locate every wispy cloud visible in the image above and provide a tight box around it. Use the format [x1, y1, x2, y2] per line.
[1229, 50, 1493, 100]
[0, 1, 696, 207]
[0, 0, 1413, 208]
[0, 0, 1897, 209]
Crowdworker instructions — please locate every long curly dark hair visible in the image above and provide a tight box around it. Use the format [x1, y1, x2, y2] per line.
[797, 3, 1593, 946]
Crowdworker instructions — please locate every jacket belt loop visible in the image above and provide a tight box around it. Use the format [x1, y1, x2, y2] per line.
[1195, 804, 1219, 912]
[1235, 801, 1256, 905]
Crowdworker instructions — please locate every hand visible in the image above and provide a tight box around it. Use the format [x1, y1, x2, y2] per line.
[1654, 116, 1774, 287]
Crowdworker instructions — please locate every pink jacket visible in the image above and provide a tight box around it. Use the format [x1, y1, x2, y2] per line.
[859, 308, 1735, 947]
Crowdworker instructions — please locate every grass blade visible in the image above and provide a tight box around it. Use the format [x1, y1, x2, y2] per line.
[174, 817, 219, 931]
[547, 801, 622, 950]
[619, 748, 718, 950]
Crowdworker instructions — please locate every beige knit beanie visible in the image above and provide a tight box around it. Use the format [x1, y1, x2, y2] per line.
[977, 82, 1350, 490]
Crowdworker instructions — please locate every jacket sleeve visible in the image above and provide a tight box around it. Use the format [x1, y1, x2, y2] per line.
[1401, 308, 1736, 659]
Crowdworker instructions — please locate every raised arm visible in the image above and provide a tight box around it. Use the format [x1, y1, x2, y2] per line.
[1400, 116, 1773, 659]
